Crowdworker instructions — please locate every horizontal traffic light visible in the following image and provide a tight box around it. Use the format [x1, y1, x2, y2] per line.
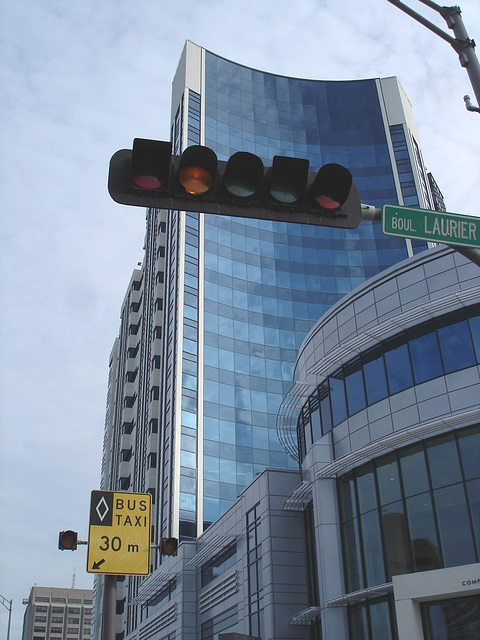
[58, 530, 78, 551]
[108, 139, 362, 228]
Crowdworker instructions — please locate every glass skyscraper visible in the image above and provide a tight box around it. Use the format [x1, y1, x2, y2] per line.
[96, 42, 444, 636]
[161, 41, 436, 540]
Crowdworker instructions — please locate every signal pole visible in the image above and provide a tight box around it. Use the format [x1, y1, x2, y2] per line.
[386, 0, 480, 112]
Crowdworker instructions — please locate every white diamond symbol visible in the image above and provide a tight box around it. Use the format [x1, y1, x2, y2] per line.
[96, 496, 109, 521]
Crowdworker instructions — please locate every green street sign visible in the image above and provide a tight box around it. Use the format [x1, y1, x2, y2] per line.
[382, 204, 480, 249]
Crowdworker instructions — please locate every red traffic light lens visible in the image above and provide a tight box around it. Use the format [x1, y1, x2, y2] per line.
[178, 166, 213, 195]
[130, 139, 171, 191]
[132, 174, 164, 190]
[310, 163, 352, 212]
[314, 194, 341, 210]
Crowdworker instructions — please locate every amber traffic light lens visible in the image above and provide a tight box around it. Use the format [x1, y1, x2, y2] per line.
[161, 537, 178, 556]
[178, 166, 214, 195]
[58, 530, 78, 550]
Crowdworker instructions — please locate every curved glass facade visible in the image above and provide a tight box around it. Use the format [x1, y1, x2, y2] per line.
[197, 51, 424, 527]
[298, 305, 480, 463]
[338, 424, 480, 591]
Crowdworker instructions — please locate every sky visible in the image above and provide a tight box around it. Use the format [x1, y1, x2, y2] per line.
[0, 0, 479, 636]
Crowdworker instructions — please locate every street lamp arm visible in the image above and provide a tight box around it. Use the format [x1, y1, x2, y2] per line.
[386, 0, 457, 46]
[386, 0, 480, 111]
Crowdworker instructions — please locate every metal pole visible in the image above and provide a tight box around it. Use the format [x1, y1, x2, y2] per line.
[0, 595, 12, 640]
[386, 0, 480, 109]
[6, 601, 11, 640]
[102, 575, 117, 640]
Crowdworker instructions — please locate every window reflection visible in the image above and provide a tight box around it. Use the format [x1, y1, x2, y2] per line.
[299, 306, 480, 461]
[339, 426, 479, 592]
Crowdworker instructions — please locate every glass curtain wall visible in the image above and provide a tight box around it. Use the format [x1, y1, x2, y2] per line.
[198, 52, 420, 527]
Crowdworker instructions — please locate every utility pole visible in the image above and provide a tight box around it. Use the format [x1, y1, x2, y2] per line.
[387, 0, 480, 112]
[0, 595, 12, 640]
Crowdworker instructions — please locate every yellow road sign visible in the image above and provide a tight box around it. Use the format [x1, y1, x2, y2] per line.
[87, 490, 151, 575]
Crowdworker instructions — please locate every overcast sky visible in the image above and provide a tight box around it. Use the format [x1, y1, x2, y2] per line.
[1, 0, 479, 636]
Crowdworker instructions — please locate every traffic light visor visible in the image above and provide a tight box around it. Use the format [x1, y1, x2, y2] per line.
[223, 152, 264, 199]
[58, 530, 78, 550]
[310, 163, 352, 211]
[268, 156, 309, 204]
[131, 139, 172, 190]
[178, 146, 217, 195]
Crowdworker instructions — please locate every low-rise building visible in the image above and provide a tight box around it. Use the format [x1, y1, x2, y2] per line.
[22, 586, 92, 640]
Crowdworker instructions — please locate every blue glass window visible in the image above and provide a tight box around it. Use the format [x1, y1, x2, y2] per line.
[384, 338, 413, 394]
[344, 358, 366, 416]
[298, 306, 479, 462]
[363, 347, 388, 405]
[409, 331, 442, 384]
[339, 426, 480, 592]
[437, 319, 476, 373]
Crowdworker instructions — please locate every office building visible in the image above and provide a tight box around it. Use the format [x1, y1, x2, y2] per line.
[96, 42, 446, 638]
[110, 246, 479, 640]
[21, 586, 92, 640]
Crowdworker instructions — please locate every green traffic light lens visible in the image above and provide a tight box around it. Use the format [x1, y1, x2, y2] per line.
[223, 152, 264, 200]
[224, 177, 256, 198]
[269, 184, 302, 204]
[268, 156, 309, 205]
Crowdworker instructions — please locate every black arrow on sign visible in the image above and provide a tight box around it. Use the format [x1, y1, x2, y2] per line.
[92, 559, 105, 570]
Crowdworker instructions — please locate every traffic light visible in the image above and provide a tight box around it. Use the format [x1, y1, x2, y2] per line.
[160, 537, 178, 556]
[58, 530, 78, 551]
[108, 139, 362, 228]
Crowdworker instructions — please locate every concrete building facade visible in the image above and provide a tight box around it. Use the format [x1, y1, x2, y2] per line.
[22, 586, 93, 640]
[119, 246, 479, 640]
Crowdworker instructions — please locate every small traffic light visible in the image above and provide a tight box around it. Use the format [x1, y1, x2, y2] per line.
[160, 537, 178, 556]
[58, 530, 78, 551]
[108, 139, 362, 228]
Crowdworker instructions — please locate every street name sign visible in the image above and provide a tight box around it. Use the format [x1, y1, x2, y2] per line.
[87, 490, 152, 576]
[382, 204, 480, 249]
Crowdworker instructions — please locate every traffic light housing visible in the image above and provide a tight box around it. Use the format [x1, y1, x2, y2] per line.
[160, 537, 178, 556]
[108, 139, 362, 228]
[58, 530, 78, 551]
